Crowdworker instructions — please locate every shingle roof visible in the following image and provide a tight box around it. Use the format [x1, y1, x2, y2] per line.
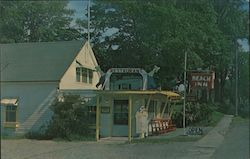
[0, 40, 85, 82]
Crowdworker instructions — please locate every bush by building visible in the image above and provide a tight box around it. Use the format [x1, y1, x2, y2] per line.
[26, 94, 94, 140]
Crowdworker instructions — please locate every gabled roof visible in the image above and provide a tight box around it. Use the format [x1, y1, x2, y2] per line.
[0, 40, 85, 82]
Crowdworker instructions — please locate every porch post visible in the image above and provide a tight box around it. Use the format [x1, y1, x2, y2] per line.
[161, 98, 169, 118]
[128, 95, 132, 142]
[96, 95, 100, 141]
[146, 94, 152, 110]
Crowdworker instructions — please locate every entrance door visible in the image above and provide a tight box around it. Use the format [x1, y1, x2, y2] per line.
[112, 100, 128, 136]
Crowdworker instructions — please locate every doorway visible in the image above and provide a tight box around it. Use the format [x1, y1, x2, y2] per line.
[112, 100, 128, 136]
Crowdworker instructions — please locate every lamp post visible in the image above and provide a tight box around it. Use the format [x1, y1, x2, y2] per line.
[235, 40, 239, 116]
[87, 0, 90, 42]
[183, 51, 187, 135]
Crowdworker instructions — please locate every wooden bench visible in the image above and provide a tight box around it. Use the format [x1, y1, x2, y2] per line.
[149, 118, 176, 135]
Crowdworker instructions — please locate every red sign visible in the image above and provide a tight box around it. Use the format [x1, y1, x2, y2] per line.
[188, 71, 215, 89]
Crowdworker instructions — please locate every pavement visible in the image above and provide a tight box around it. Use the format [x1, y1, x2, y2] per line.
[211, 117, 249, 159]
[180, 115, 236, 159]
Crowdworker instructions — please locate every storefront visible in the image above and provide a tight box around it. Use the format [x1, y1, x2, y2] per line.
[95, 90, 181, 141]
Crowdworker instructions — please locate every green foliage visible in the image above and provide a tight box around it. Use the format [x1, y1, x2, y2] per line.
[25, 127, 53, 140]
[0, 1, 81, 43]
[47, 94, 92, 140]
[209, 111, 224, 126]
[77, 0, 247, 93]
[172, 102, 214, 127]
[25, 94, 94, 141]
[238, 51, 249, 118]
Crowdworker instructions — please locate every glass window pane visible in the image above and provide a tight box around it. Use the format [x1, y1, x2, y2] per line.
[89, 70, 93, 84]
[6, 106, 17, 122]
[76, 67, 81, 82]
[113, 100, 128, 125]
[82, 68, 88, 83]
[110, 73, 143, 90]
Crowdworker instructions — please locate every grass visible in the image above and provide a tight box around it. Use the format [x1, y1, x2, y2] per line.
[52, 136, 96, 142]
[209, 111, 224, 126]
[233, 116, 249, 124]
[1, 135, 25, 140]
[126, 135, 202, 144]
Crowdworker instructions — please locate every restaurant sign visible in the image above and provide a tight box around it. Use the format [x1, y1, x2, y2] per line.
[109, 68, 142, 73]
[188, 71, 215, 89]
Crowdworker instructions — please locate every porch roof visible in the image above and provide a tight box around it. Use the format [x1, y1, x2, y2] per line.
[95, 90, 181, 101]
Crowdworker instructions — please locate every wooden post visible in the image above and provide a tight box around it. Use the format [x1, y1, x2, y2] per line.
[161, 98, 169, 118]
[128, 96, 132, 142]
[146, 95, 152, 110]
[156, 99, 161, 118]
[96, 96, 100, 141]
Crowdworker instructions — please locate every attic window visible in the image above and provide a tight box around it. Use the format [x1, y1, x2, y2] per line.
[76, 67, 93, 84]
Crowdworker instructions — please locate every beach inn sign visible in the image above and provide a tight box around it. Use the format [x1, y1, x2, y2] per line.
[188, 71, 215, 90]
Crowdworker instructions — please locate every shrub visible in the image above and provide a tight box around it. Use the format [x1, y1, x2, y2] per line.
[172, 102, 213, 127]
[26, 94, 94, 140]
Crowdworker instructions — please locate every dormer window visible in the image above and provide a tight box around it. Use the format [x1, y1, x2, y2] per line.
[76, 67, 93, 84]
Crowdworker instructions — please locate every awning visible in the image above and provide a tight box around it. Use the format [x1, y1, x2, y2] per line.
[95, 90, 181, 101]
[1, 98, 18, 106]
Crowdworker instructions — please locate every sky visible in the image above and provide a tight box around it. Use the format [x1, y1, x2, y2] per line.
[67, 0, 88, 20]
[67, 0, 249, 52]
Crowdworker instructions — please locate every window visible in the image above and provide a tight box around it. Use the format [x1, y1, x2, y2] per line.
[1, 98, 18, 127]
[76, 67, 94, 84]
[87, 106, 96, 125]
[6, 105, 17, 122]
[113, 100, 128, 125]
[76, 68, 81, 82]
[110, 73, 143, 90]
[89, 70, 93, 84]
[81, 68, 88, 83]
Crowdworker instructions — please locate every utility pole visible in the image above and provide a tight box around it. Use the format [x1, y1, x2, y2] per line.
[183, 51, 187, 135]
[235, 40, 238, 116]
[87, 0, 90, 42]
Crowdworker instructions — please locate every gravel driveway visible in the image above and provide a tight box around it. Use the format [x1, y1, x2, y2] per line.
[2, 115, 245, 159]
[1, 139, 193, 159]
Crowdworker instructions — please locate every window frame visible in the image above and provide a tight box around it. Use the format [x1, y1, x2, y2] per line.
[75, 67, 94, 84]
[87, 106, 96, 125]
[1, 98, 19, 128]
[6, 105, 17, 122]
[113, 100, 128, 125]
[76, 67, 81, 82]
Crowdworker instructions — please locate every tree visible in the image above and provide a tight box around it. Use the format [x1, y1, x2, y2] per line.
[210, 0, 248, 103]
[238, 51, 249, 117]
[0, 1, 81, 43]
[78, 0, 240, 90]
